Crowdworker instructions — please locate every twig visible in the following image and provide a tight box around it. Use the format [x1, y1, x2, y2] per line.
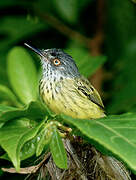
[90, 0, 105, 55]
[89, 0, 105, 92]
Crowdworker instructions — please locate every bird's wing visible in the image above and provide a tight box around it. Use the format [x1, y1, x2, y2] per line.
[75, 76, 104, 110]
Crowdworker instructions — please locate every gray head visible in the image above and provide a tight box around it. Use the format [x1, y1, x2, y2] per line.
[24, 43, 80, 81]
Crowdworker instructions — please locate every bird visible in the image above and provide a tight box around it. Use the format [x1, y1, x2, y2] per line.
[24, 43, 131, 180]
[24, 43, 105, 120]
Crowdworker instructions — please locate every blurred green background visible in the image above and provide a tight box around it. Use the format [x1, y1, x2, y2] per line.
[0, 0, 136, 178]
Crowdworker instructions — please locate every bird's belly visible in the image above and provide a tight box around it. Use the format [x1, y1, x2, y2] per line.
[42, 89, 104, 119]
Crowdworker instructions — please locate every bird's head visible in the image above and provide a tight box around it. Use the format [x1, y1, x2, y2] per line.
[24, 43, 80, 82]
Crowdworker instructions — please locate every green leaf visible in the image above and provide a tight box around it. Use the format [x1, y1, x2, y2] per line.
[0, 118, 45, 171]
[7, 47, 38, 104]
[107, 40, 136, 113]
[53, 0, 91, 23]
[0, 54, 9, 86]
[132, 0, 136, 3]
[62, 113, 136, 173]
[0, 101, 48, 123]
[50, 127, 67, 169]
[20, 122, 50, 161]
[20, 136, 38, 161]
[4, 124, 49, 162]
[24, 101, 50, 121]
[0, 15, 48, 86]
[0, 104, 17, 113]
[53, 0, 78, 23]
[0, 16, 48, 53]
[0, 84, 20, 107]
[106, 0, 136, 113]
[36, 127, 51, 156]
[65, 47, 106, 77]
[0, 153, 10, 161]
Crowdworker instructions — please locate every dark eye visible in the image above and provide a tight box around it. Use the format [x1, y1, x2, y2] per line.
[51, 52, 56, 56]
[53, 58, 61, 66]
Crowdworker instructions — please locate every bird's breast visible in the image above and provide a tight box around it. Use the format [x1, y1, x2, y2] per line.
[39, 78, 105, 119]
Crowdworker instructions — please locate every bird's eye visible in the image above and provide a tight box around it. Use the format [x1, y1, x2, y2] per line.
[51, 52, 56, 56]
[53, 58, 61, 66]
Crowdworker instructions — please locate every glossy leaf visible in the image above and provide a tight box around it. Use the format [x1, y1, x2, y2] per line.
[62, 113, 136, 173]
[2, 127, 49, 162]
[19, 135, 39, 161]
[50, 127, 67, 169]
[0, 118, 45, 171]
[0, 101, 48, 123]
[36, 127, 51, 156]
[7, 47, 38, 104]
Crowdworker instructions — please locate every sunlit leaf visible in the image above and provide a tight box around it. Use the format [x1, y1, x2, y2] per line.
[131, 0, 136, 3]
[7, 47, 38, 104]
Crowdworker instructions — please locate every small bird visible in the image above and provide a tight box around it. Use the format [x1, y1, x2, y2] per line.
[24, 43, 131, 180]
[24, 43, 105, 119]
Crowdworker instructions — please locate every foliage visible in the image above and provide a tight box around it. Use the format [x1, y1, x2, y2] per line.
[106, 0, 136, 113]
[0, 0, 136, 179]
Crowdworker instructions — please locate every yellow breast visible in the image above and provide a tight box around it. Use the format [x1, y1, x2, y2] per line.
[40, 78, 105, 119]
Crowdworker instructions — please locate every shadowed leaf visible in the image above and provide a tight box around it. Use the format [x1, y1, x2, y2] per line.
[0, 101, 48, 124]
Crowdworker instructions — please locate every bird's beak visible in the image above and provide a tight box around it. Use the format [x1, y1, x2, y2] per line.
[24, 43, 45, 58]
